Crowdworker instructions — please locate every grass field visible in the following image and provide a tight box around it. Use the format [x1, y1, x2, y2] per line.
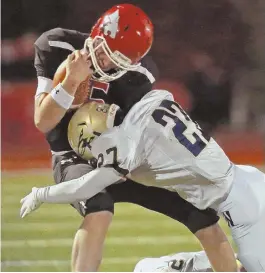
[1, 167, 264, 271]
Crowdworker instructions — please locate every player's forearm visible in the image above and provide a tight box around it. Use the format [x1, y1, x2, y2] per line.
[195, 223, 238, 272]
[34, 77, 79, 133]
[34, 94, 68, 133]
[205, 239, 237, 272]
[35, 168, 121, 204]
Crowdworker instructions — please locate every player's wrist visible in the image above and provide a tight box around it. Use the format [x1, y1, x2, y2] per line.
[62, 76, 80, 94]
[35, 186, 49, 203]
[50, 83, 75, 110]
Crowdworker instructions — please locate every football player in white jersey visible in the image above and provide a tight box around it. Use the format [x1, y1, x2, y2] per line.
[133, 251, 245, 272]
[20, 90, 265, 271]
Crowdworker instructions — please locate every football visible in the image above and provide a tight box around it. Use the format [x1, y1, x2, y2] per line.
[53, 59, 91, 107]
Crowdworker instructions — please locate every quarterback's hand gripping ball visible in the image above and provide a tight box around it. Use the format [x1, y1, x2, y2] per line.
[53, 52, 93, 107]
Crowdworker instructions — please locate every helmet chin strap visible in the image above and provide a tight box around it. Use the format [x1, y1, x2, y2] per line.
[106, 104, 122, 128]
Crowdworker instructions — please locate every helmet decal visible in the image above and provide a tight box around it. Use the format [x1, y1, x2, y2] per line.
[101, 9, 120, 39]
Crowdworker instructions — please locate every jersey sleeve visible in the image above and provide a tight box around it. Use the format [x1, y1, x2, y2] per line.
[124, 55, 158, 87]
[191, 138, 234, 183]
[111, 56, 159, 112]
[34, 28, 64, 79]
[38, 167, 122, 204]
[34, 27, 88, 79]
[34, 30, 58, 97]
[34, 28, 88, 97]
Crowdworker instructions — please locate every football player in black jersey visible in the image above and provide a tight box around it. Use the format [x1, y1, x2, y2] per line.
[31, 4, 237, 272]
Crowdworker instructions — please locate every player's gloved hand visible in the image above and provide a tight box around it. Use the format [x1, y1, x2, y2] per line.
[20, 187, 43, 218]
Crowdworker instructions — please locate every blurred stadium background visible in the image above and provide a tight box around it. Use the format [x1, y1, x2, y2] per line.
[1, 0, 265, 271]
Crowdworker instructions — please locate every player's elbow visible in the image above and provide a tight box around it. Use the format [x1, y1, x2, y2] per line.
[34, 106, 55, 133]
[34, 122, 48, 134]
[34, 114, 51, 133]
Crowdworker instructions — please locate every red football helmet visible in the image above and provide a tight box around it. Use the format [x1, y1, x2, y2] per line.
[84, 4, 154, 82]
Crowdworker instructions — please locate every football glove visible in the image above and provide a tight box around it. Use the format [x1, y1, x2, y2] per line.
[20, 187, 43, 218]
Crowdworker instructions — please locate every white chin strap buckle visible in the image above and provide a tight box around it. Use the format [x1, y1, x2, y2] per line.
[106, 104, 120, 128]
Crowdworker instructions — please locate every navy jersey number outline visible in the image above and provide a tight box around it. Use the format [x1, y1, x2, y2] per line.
[152, 100, 210, 156]
[97, 146, 129, 176]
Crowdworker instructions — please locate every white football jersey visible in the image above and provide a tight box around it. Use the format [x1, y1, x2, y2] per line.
[134, 251, 212, 272]
[91, 90, 235, 210]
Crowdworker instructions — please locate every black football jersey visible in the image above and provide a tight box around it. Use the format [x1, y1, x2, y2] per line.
[34, 28, 158, 152]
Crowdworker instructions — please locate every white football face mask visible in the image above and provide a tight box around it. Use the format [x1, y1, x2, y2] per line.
[84, 36, 140, 83]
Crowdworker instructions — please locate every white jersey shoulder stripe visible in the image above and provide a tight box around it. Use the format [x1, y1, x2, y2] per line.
[48, 41, 75, 52]
[135, 66, 155, 84]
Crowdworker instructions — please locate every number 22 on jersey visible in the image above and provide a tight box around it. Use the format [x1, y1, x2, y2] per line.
[152, 100, 210, 156]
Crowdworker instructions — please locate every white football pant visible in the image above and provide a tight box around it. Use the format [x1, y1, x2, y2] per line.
[219, 165, 265, 272]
